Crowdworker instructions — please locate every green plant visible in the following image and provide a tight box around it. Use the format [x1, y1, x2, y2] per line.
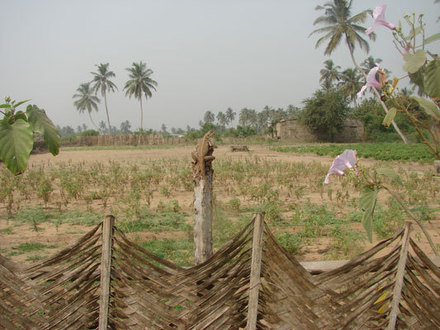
[0, 97, 60, 174]
[275, 231, 302, 255]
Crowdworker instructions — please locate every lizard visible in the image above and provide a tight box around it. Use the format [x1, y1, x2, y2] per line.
[191, 130, 215, 182]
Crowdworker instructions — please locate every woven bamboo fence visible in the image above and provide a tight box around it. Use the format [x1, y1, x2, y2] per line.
[1, 214, 439, 329]
[75, 135, 185, 146]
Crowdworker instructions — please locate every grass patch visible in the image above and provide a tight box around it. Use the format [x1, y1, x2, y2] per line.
[140, 238, 193, 267]
[57, 210, 102, 226]
[7, 242, 57, 257]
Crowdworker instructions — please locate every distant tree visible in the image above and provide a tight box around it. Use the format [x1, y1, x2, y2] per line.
[120, 120, 131, 134]
[239, 108, 257, 127]
[91, 63, 117, 134]
[339, 68, 363, 107]
[76, 125, 83, 133]
[320, 59, 341, 90]
[123, 61, 157, 131]
[161, 123, 167, 133]
[203, 111, 215, 124]
[216, 111, 227, 128]
[299, 89, 349, 141]
[225, 107, 236, 127]
[82, 123, 87, 132]
[58, 125, 75, 137]
[285, 105, 301, 119]
[257, 107, 271, 132]
[98, 120, 107, 134]
[186, 125, 192, 132]
[72, 82, 100, 130]
[360, 56, 381, 74]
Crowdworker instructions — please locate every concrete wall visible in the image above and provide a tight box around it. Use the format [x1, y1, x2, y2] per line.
[276, 118, 364, 143]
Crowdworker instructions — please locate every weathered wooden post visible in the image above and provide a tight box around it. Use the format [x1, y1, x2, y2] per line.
[99, 215, 115, 330]
[246, 213, 265, 330]
[192, 130, 216, 265]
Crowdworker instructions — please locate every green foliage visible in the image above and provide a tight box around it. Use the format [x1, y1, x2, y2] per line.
[0, 98, 60, 174]
[359, 186, 378, 242]
[379, 12, 440, 159]
[275, 231, 302, 255]
[79, 129, 99, 136]
[299, 89, 350, 141]
[272, 143, 435, 162]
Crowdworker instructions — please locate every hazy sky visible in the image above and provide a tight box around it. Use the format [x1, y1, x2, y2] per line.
[1, 0, 439, 131]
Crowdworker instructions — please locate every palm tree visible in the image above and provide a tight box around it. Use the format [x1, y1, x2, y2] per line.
[216, 111, 227, 128]
[339, 68, 362, 107]
[203, 111, 215, 124]
[310, 0, 409, 144]
[123, 61, 157, 131]
[320, 59, 341, 90]
[225, 107, 236, 127]
[91, 63, 117, 135]
[72, 83, 100, 130]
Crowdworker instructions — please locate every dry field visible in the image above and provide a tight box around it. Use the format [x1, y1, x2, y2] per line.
[1, 144, 439, 266]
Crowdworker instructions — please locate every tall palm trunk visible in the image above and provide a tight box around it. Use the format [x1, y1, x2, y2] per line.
[347, 43, 409, 144]
[139, 96, 144, 131]
[88, 112, 99, 131]
[103, 93, 111, 134]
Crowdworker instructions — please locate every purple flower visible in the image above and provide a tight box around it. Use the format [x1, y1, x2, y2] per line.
[324, 149, 358, 184]
[366, 4, 395, 35]
[357, 64, 381, 99]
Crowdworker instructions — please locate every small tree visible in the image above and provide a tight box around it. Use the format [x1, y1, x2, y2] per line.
[299, 89, 349, 141]
[0, 97, 60, 174]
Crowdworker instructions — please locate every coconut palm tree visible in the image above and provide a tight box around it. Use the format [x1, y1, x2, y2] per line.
[339, 68, 362, 107]
[91, 63, 117, 134]
[310, 0, 409, 144]
[310, 0, 373, 57]
[225, 107, 236, 127]
[320, 59, 341, 90]
[72, 83, 100, 130]
[123, 61, 157, 131]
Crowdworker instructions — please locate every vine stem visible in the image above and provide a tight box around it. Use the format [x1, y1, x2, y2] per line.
[383, 185, 438, 256]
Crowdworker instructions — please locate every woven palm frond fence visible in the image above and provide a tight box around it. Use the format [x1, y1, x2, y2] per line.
[1, 214, 439, 329]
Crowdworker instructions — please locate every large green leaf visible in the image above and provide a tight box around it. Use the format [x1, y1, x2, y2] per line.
[424, 59, 440, 98]
[425, 33, 440, 45]
[26, 105, 60, 156]
[382, 107, 397, 128]
[412, 96, 440, 120]
[360, 186, 378, 243]
[403, 50, 426, 74]
[0, 119, 34, 174]
[376, 168, 402, 185]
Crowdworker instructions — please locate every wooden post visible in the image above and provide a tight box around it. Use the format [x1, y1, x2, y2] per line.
[246, 213, 265, 330]
[193, 171, 214, 265]
[99, 215, 115, 330]
[387, 222, 411, 330]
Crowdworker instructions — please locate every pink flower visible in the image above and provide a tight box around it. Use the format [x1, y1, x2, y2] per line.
[324, 149, 358, 184]
[366, 4, 395, 35]
[357, 64, 381, 99]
